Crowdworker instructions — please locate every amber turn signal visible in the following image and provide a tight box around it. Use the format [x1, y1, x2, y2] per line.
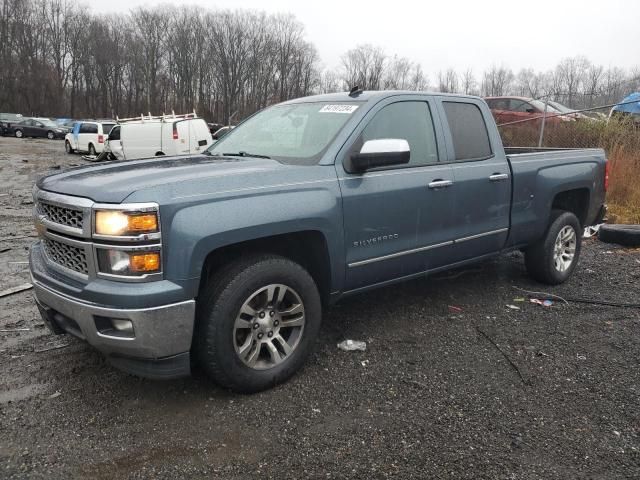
[129, 253, 161, 273]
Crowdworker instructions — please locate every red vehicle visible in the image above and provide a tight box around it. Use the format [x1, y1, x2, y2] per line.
[485, 96, 571, 127]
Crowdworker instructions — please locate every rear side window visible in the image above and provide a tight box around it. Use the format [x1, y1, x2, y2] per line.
[359, 101, 438, 166]
[442, 102, 492, 161]
[80, 123, 98, 134]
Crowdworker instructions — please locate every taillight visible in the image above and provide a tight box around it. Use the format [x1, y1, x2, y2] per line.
[98, 135, 104, 144]
[172, 124, 178, 140]
[604, 160, 610, 192]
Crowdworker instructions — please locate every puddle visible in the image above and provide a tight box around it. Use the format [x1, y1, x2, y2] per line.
[0, 383, 47, 404]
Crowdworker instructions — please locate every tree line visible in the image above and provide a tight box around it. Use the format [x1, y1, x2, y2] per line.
[0, 0, 319, 122]
[1, 0, 639, 122]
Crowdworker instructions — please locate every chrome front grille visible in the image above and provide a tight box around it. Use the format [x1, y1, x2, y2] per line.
[38, 202, 84, 230]
[42, 238, 89, 275]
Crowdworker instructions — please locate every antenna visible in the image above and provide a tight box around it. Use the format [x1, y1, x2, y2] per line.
[349, 85, 363, 97]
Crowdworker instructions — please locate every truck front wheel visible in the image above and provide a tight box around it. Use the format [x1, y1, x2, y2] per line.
[196, 255, 322, 393]
[525, 210, 582, 285]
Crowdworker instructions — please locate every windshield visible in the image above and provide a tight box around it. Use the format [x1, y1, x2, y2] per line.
[529, 100, 561, 113]
[548, 101, 574, 113]
[39, 119, 58, 127]
[207, 102, 361, 165]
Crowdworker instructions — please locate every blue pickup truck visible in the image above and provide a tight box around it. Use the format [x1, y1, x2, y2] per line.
[30, 91, 607, 392]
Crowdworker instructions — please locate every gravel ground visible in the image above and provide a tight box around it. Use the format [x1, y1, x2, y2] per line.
[1, 136, 639, 479]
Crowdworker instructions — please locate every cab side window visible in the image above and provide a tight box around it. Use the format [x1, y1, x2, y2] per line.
[442, 102, 493, 161]
[109, 126, 120, 140]
[356, 101, 438, 167]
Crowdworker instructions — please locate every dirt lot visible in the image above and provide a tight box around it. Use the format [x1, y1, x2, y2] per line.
[1, 136, 639, 479]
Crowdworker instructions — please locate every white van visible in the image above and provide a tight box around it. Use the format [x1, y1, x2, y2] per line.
[107, 113, 213, 161]
[65, 120, 117, 155]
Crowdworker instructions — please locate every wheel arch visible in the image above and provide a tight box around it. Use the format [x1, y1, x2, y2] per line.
[197, 231, 333, 305]
[551, 188, 590, 227]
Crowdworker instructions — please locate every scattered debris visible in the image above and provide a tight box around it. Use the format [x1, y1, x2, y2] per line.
[337, 339, 367, 352]
[513, 297, 526, 302]
[583, 224, 602, 238]
[0, 283, 33, 298]
[577, 354, 587, 360]
[475, 326, 530, 386]
[506, 305, 521, 310]
[448, 305, 464, 313]
[0, 328, 30, 333]
[311, 408, 321, 413]
[360, 360, 369, 367]
[613, 431, 621, 437]
[21, 198, 33, 205]
[35, 343, 70, 353]
[530, 298, 553, 307]
[0, 247, 11, 254]
[48, 391, 62, 399]
[537, 351, 549, 357]
[513, 286, 569, 305]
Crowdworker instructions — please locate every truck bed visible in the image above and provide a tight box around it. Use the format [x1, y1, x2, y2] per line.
[505, 147, 607, 248]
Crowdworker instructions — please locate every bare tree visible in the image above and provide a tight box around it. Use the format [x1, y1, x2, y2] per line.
[341, 44, 386, 90]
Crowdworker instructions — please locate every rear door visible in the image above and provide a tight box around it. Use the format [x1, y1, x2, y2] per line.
[336, 97, 456, 291]
[107, 126, 124, 159]
[176, 120, 191, 154]
[437, 99, 511, 260]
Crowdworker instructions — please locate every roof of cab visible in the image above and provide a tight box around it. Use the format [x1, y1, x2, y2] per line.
[281, 90, 483, 105]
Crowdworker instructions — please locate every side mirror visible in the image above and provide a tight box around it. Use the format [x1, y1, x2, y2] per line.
[525, 108, 536, 114]
[348, 139, 410, 172]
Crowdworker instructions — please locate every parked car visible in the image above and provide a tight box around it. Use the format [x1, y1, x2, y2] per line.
[64, 120, 117, 155]
[609, 92, 640, 125]
[546, 101, 595, 121]
[0, 112, 23, 136]
[106, 113, 213, 161]
[30, 91, 607, 393]
[207, 122, 223, 135]
[11, 118, 67, 139]
[212, 125, 234, 140]
[485, 96, 570, 126]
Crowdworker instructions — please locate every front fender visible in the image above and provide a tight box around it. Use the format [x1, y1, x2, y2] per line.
[162, 186, 344, 295]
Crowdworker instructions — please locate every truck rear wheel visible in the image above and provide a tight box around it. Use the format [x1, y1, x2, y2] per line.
[525, 210, 582, 285]
[196, 254, 322, 393]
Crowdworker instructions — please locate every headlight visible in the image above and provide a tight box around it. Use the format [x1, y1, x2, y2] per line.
[94, 210, 158, 236]
[97, 249, 161, 276]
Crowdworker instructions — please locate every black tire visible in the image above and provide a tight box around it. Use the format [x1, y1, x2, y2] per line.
[598, 224, 640, 247]
[196, 254, 322, 393]
[88, 143, 96, 156]
[525, 210, 582, 285]
[46, 131, 54, 140]
[14, 129, 23, 138]
[65, 140, 74, 154]
[155, 151, 165, 156]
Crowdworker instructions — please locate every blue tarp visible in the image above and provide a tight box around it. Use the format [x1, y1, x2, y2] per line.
[612, 92, 640, 114]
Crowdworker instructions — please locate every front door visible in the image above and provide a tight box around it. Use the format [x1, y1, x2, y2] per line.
[336, 97, 456, 291]
[438, 99, 511, 260]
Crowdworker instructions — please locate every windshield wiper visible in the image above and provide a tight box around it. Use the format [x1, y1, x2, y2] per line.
[222, 151, 271, 159]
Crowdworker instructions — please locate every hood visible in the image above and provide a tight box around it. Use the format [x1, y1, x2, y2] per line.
[37, 154, 289, 203]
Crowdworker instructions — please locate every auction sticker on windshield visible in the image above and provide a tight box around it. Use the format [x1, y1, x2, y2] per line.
[319, 105, 359, 114]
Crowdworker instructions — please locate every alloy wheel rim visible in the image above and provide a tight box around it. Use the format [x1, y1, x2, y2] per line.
[233, 284, 305, 370]
[553, 225, 577, 272]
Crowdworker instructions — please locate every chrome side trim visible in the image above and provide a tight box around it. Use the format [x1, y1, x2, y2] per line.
[347, 228, 509, 268]
[348, 240, 453, 267]
[455, 228, 509, 243]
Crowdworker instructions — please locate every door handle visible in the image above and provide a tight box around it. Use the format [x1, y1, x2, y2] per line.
[428, 179, 453, 189]
[489, 173, 509, 182]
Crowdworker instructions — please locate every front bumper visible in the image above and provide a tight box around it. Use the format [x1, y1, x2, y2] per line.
[33, 279, 195, 379]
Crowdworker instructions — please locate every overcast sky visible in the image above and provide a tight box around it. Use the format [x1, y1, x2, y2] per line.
[92, 0, 639, 74]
